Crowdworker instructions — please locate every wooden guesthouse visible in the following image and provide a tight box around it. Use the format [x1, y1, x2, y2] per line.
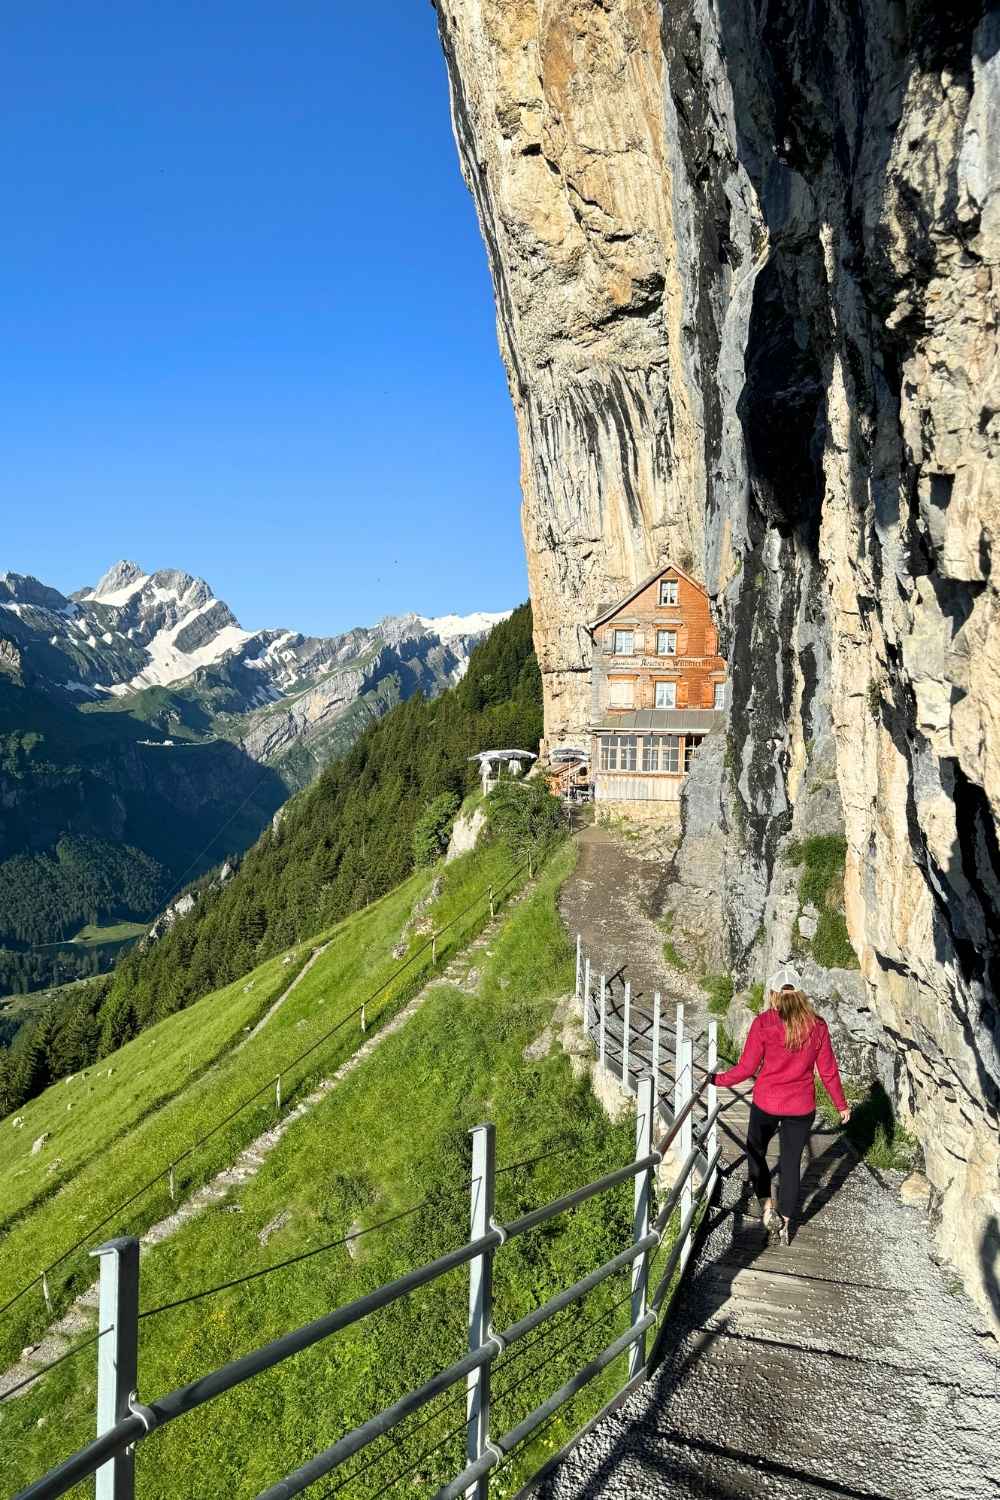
[587, 562, 726, 805]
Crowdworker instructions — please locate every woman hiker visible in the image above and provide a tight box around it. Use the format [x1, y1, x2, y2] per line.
[711, 967, 851, 1246]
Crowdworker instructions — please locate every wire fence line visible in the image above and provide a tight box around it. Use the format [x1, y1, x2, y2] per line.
[0, 851, 541, 1332]
[11, 928, 722, 1500]
[0, 1326, 112, 1404]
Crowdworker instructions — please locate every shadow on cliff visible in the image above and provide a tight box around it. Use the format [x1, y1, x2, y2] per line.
[981, 1216, 1000, 1325]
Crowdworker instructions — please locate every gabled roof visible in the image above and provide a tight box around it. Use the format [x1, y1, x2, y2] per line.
[587, 560, 707, 631]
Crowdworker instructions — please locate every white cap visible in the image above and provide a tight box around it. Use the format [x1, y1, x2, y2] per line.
[768, 964, 803, 993]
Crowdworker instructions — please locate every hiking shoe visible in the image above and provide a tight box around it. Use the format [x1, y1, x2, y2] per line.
[761, 1202, 776, 1232]
[778, 1217, 791, 1247]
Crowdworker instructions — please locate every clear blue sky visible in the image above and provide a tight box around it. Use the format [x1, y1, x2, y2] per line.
[0, 2, 525, 635]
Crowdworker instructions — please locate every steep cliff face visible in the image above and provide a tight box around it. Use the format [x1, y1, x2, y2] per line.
[435, 1, 1000, 1325]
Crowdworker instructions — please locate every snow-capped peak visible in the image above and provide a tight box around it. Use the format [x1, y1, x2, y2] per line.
[419, 610, 511, 640]
[85, 559, 149, 604]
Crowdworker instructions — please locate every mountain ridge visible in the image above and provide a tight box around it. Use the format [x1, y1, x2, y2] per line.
[0, 558, 510, 994]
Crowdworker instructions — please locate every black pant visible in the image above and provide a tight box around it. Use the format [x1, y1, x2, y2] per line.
[746, 1103, 814, 1220]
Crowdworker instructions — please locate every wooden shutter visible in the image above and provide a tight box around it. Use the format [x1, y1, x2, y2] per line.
[677, 624, 690, 656]
[677, 678, 689, 709]
[705, 624, 718, 657]
[702, 679, 714, 708]
[633, 630, 645, 655]
[603, 631, 614, 654]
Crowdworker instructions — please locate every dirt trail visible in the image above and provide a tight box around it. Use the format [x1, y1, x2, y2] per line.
[559, 821, 705, 1033]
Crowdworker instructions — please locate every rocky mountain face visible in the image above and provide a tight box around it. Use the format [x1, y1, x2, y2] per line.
[0, 559, 507, 990]
[1, 560, 505, 777]
[435, 2, 999, 1324]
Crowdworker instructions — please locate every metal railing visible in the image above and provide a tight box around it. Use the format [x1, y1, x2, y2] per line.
[14, 933, 721, 1500]
[0, 857, 535, 1335]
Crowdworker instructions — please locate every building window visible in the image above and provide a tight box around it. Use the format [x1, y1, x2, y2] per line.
[613, 629, 634, 655]
[656, 629, 677, 656]
[654, 680, 676, 709]
[684, 735, 704, 773]
[608, 678, 634, 708]
[600, 734, 636, 771]
[659, 579, 678, 606]
[714, 682, 725, 710]
[642, 738, 659, 772]
[662, 736, 680, 773]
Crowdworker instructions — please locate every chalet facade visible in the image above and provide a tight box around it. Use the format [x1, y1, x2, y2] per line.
[588, 563, 726, 804]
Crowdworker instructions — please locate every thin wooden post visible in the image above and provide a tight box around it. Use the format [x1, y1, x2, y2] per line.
[168, 1164, 176, 1203]
[42, 1272, 51, 1314]
[92, 1237, 139, 1500]
[432, 933, 438, 965]
[630, 1076, 654, 1379]
[575, 934, 582, 1000]
[707, 1019, 719, 1200]
[275, 1074, 282, 1111]
[621, 981, 631, 1089]
[360, 1003, 366, 1033]
[488, 885, 495, 920]
[466, 1124, 497, 1500]
[599, 975, 607, 1068]
[678, 1038, 694, 1274]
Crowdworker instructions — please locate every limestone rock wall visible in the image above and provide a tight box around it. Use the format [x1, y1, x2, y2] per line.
[435, 0, 1000, 1326]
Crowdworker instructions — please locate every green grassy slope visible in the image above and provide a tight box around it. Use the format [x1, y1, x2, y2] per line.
[0, 839, 524, 1376]
[1, 843, 651, 1499]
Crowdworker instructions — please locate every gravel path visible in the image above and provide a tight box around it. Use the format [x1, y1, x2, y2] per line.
[540, 823, 1000, 1498]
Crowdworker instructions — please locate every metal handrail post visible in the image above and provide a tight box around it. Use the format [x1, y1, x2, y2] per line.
[621, 982, 631, 1088]
[466, 1125, 497, 1500]
[91, 1237, 139, 1500]
[707, 1020, 719, 1199]
[599, 975, 607, 1067]
[629, 1076, 654, 1379]
[677, 1040, 694, 1274]
[652, 993, 661, 1094]
[675, 1003, 684, 1078]
[575, 935, 582, 1000]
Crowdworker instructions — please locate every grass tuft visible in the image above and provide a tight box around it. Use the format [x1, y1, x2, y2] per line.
[663, 940, 687, 973]
[700, 975, 733, 1015]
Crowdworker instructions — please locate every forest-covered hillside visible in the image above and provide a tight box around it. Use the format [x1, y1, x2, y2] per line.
[0, 604, 543, 1115]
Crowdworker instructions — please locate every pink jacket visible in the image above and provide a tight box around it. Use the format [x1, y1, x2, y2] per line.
[714, 1008, 848, 1116]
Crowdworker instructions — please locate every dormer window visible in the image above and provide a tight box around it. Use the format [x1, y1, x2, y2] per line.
[613, 629, 634, 655]
[659, 579, 678, 606]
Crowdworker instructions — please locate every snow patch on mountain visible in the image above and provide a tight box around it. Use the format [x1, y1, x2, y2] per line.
[419, 610, 511, 639]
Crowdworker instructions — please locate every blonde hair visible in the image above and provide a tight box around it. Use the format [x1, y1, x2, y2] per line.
[771, 987, 818, 1050]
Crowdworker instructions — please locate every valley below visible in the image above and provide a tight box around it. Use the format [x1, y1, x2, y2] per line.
[0, 558, 508, 998]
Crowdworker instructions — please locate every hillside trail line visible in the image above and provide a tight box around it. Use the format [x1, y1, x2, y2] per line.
[1, 877, 533, 1401]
